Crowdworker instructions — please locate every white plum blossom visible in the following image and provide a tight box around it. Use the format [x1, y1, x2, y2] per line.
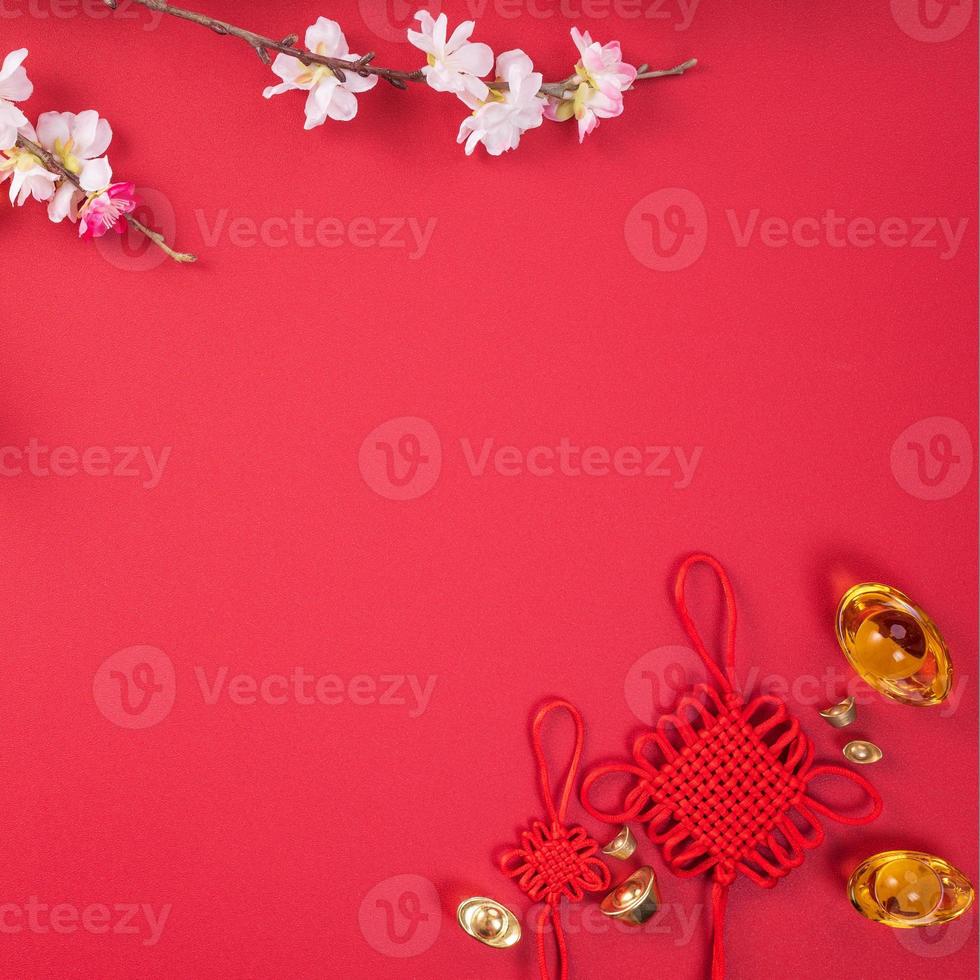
[0, 48, 32, 151]
[457, 50, 544, 157]
[544, 28, 637, 142]
[0, 123, 57, 205]
[36, 110, 113, 223]
[407, 11, 493, 107]
[263, 18, 378, 128]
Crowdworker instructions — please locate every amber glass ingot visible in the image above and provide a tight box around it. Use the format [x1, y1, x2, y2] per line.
[848, 851, 975, 928]
[835, 583, 952, 706]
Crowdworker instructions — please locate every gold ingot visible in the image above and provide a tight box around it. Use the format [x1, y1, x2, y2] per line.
[599, 867, 661, 925]
[819, 696, 857, 728]
[843, 740, 883, 765]
[848, 850, 975, 928]
[601, 826, 638, 861]
[836, 582, 952, 706]
[457, 897, 521, 948]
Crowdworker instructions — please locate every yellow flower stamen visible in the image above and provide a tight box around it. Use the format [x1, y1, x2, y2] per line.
[572, 80, 592, 119]
[0, 146, 43, 173]
[295, 41, 334, 87]
[54, 136, 81, 174]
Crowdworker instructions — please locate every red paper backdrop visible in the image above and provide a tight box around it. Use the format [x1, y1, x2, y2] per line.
[1, 1, 977, 977]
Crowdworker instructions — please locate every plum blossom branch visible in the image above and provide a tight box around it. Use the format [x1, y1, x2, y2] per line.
[103, 0, 425, 89]
[101, 0, 697, 151]
[534, 59, 698, 99]
[15, 131, 195, 263]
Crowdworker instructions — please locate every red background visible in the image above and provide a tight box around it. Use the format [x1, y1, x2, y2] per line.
[2, 1, 977, 978]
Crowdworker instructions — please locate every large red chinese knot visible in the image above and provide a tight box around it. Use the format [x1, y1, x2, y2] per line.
[581, 554, 883, 979]
[500, 700, 611, 980]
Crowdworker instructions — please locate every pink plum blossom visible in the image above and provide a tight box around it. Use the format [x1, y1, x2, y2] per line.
[545, 28, 637, 142]
[77, 180, 137, 239]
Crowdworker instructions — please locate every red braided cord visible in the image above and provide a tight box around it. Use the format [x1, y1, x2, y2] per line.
[501, 700, 611, 980]
[581, 554, 882, 980]
[674, 553, 739, 694]
[532, 699, 583, 827]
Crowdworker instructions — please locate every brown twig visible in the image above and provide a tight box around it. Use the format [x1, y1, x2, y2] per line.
[14, 133, 196, 263]
[103, 0, 696, 98]
[104, 0, 423, 88]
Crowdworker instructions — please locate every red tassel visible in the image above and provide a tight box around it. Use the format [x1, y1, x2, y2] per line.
[710, 878, 729, 979]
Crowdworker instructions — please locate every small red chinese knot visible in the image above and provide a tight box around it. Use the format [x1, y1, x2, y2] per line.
[500, 700, 611, 980]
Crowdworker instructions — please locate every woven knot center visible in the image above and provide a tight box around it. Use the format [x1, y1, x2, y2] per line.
[650, 705, 804, 863]
[526, 831, 589, 891]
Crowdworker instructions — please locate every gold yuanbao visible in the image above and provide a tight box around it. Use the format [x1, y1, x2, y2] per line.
[836, 582, 952, 706]
[599, 867, 661, 925]
[819, 695, 857, 728]
[848, 851, 975, 928]
[843, 740, 883, 765]
[456, 897, 521, 948]
[601, 825, 638, 860]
